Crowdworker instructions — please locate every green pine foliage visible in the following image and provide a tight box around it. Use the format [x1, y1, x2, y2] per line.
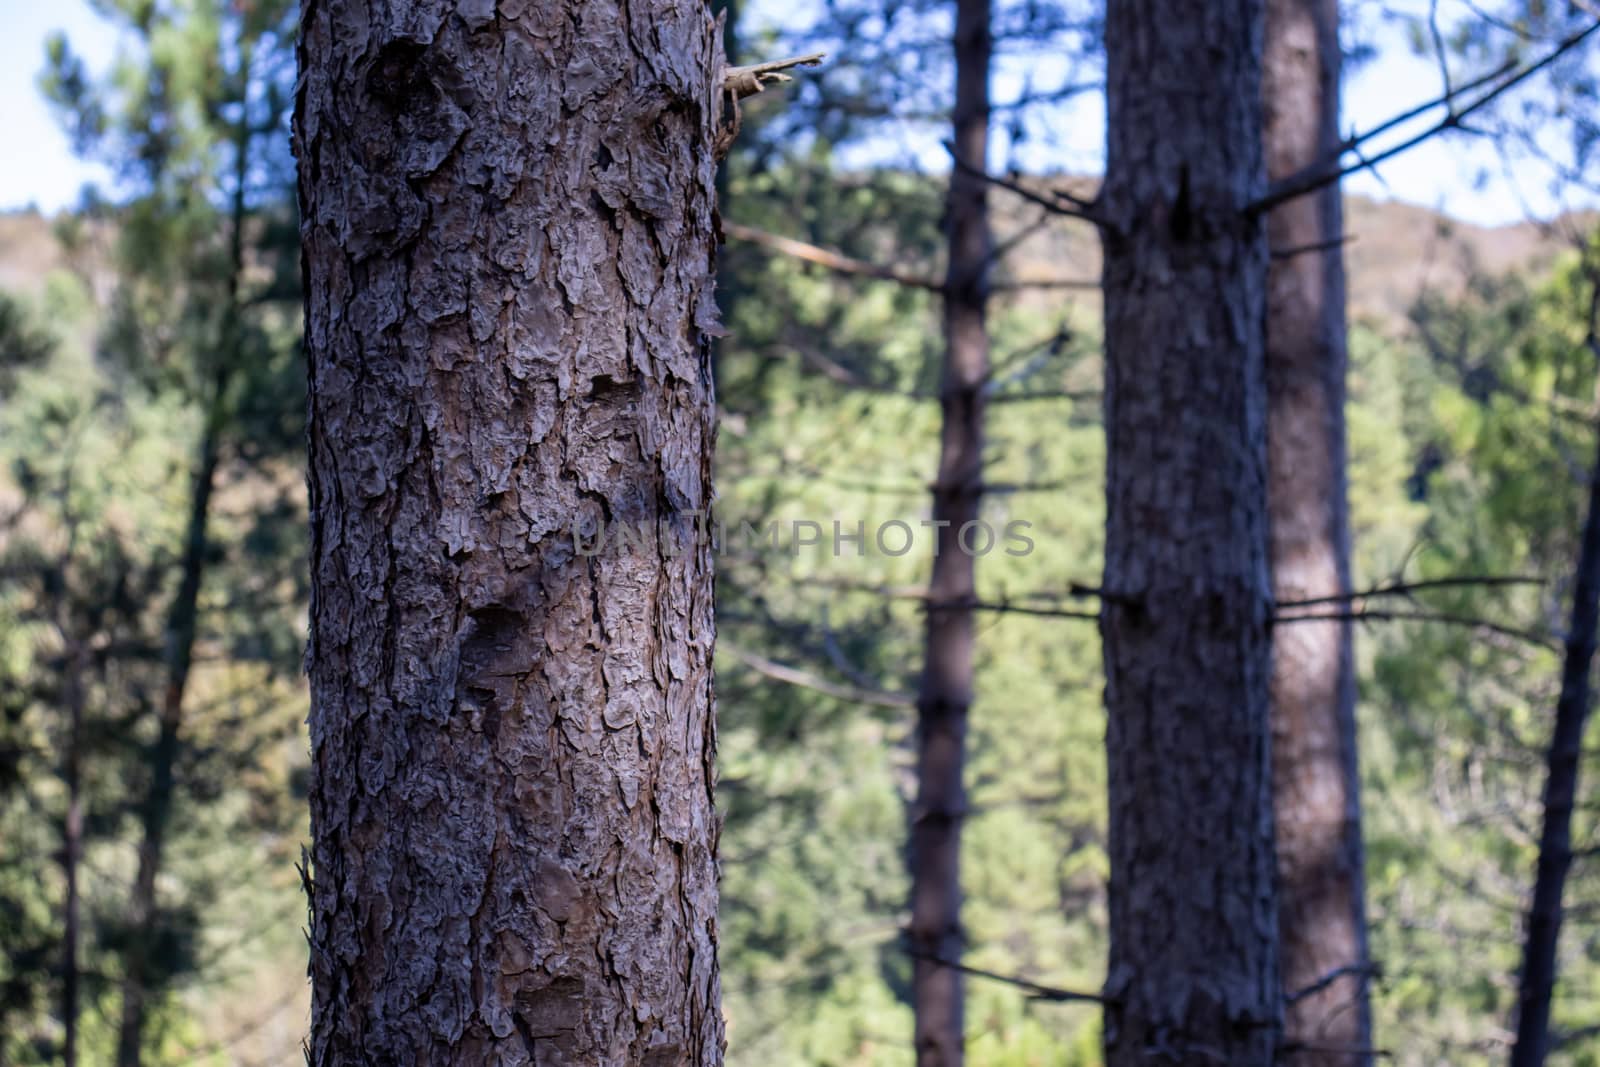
[2, 3, 1599, 1064]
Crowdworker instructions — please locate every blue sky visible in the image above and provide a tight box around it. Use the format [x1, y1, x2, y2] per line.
[0, 0, 1589, 226]
[0, 0, 117, 212]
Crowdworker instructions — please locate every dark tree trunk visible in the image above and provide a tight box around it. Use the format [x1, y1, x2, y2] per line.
[115, 81, 252, 1063]
[295, 4, 724, 1064]
[115, 421, 221, 1067]
[1098, 3, 1280, 1064]
[60, 642, 87, 1067]
[907, 2, 990, 1064]
[1262, 0, 1372, 1061]
[1510, 294, 1600, 1066]
[62, 754, 80, 1067]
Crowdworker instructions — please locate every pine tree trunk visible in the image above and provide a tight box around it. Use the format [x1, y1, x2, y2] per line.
[295, 5, 724, 1064]
[1262, 0, 1372, 1061]
[1510, 274, 1600, 1065]
[116, 79, 252, 1062]
[1098, 3, 1280, 1064]
[115, 417, 221, 1067]
[60, 641, 87, 1067]
[908, 2, 990, 1064]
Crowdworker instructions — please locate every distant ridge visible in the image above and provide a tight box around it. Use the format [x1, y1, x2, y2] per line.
[996, 183, 1584, 331]
[2, 194, 1587, 335]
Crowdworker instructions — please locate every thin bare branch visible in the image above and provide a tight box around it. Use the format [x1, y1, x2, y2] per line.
[1277, 575, 1545, 610]
[1271, 234, 1355, 260]
[1553, 1022, 1600, 1050]
[1005, 582, 1141, 607]
[986, 388, 1100, 403]
[1286, 963, 1380, 1005]
[776, 334, 925, 397]
[1275, 609, 1555, 650]
[956, 599, 1100, 621]
[717, 51, 825, 157]
[724, 221, 942, 291]
[723, 642, 912, 708]
[943, 141, 1105, 224]
[1428, 0, 1455, 114]
[1252, 20, 1600, 215]
[990, 276, 1100, 292]
[810, 580, 1103, 619]
[983, 209, 1053, 271]
[1277, 1039, 1394, 1059]
[1461, 0, 1553, 42]
[722, 52, 826, 100]
[983, 323, 1077, 385]
[902, 945, 1109, 1004]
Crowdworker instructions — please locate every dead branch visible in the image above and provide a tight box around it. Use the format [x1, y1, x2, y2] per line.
[902, 944, 1109, 1004]
[723, 642, 911, 708]
[722, 52, 827, 100]
[724, 221, 942, 291]
[1286, 963, 1381, 1005]
[1277, 1039, 1394, 1060]
[1277, 575, 1544, 610]
[1275, 609, 1555, 650]
[717, 50, 825, 158]
[1271, 234, 1356, 260]
[943, 141, 1105, 225]
[1252, 20, 1600, 214]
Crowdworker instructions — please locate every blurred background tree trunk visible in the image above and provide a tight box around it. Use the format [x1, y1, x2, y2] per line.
[907, 2, 992, 1064]
[1262, 0, 1373, 1061]
[1510, 242, 1600, 1067]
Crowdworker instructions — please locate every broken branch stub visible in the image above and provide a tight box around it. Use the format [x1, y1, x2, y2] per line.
[723, 52, 826, 101]
[715, 51, 825, 159]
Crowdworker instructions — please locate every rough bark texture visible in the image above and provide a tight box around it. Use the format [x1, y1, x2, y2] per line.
[907, 2, 990, 1064]
[1263, 0, 1373, 1061]
[1510, 354, 1600, 1067]
[295, 2, 724, 1064]
[1099, 3, 1280, 1064]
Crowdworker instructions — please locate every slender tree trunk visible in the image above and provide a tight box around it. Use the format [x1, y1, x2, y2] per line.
[115, 75, 251, 1065]
[60, 642, 87, 1067]
[908, 3, 990, 1064]
[1510, 277, 1600, 1065]
[115, 420, 222, 1067]
[1262, 1, 1372, 1062]
[295, 4, 724, 1063]
[1098, 3, 1280, 1064]
[62, 759, 80, 1067]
